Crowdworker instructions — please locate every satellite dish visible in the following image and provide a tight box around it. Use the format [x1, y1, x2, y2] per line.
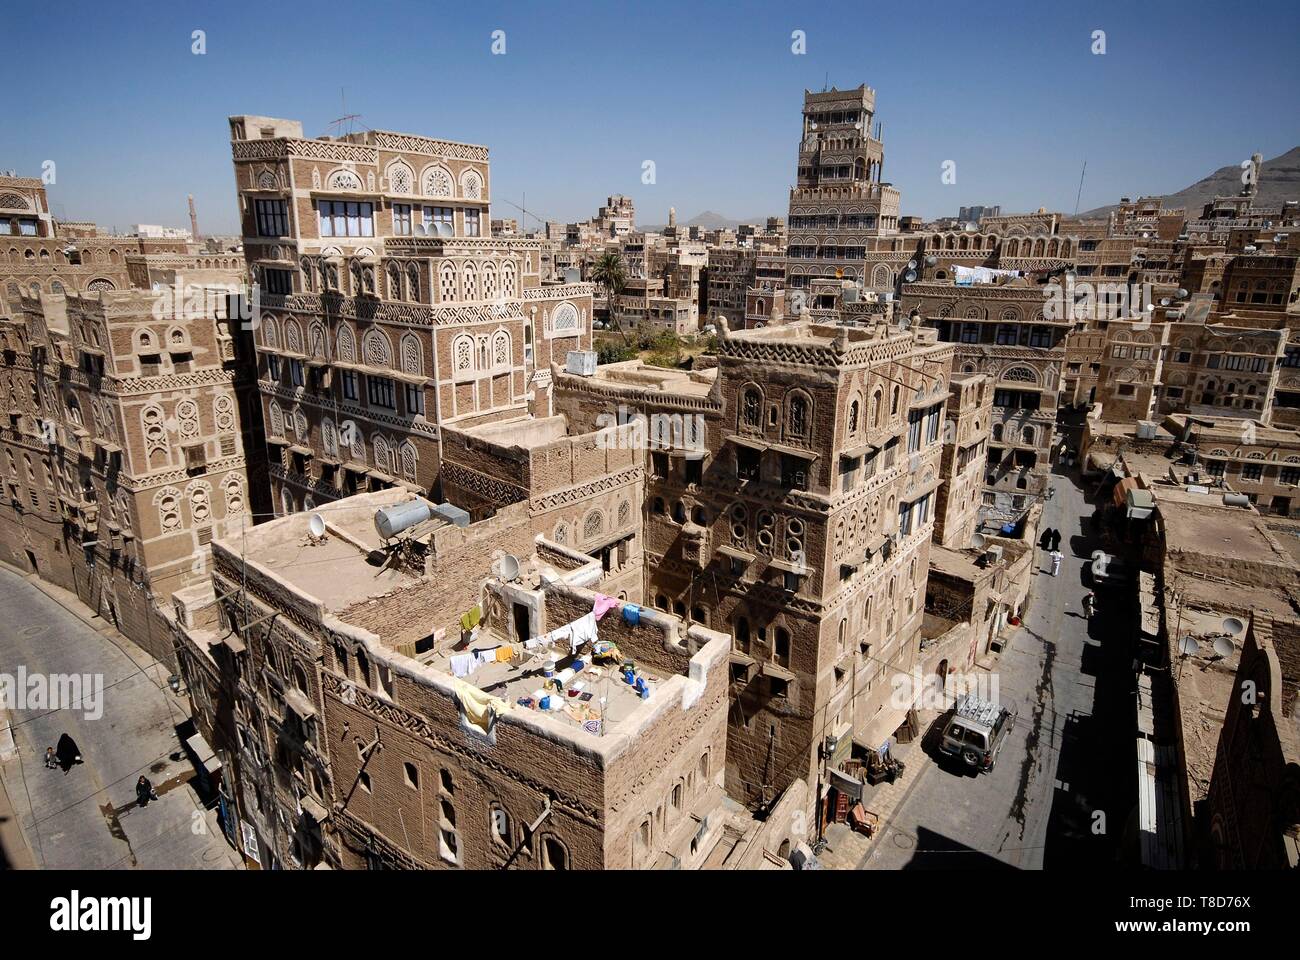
[499, 554, 521, 582]
[1212, 636, 1236, 659]
[904, 271, 918, 282]
[308, 513, 326, 539]
[1177, 636, 1201, 657]
[907, 259, 918, 269]
[971, 533, 987, 550]
[1221, 616, 1244, 635]
[1159, 298, 1170, 307]
[925, 255, 938, 266]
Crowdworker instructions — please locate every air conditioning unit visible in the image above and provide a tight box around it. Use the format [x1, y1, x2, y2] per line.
[1136, 420, 1158, 440]
[984, 544, 1004, 565]
[566, 350, 597, 376]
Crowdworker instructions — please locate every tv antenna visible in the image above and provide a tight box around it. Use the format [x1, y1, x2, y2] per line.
[500, 196, 551, 234]
[328, 88, 364, 137]
[1074, 159, 1087, 215]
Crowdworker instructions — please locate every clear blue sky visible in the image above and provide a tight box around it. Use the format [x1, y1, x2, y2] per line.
[3, 0, 1297, 234]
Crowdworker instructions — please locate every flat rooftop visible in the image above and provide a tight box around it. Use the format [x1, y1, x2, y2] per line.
[1155, 492, 1285, 567]
[583, 360, 717, 398]
[726, 319, 905, 349]
[928, 543, 992, 582]
[424, 631, 664, 732]
[461, 414, 570, 448]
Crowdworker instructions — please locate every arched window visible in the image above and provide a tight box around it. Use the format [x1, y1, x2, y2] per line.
[773, 627, 791, 668]
[552, 302, 580, 334]
[453, 335, 473, 373]
[734, 616, 750, 654]
[541, 835, 568, 870]
[742, 387, 762, 428]
[787, 393, 809, 437]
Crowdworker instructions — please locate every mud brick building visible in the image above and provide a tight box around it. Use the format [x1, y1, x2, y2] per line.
[1205, 613, 1300, 869]
[933, 372, 992, 548]
[439, 413, 646, 601]
[554, 308, 952, 828]
[785, 85, 902, 296]
[0, 289, 251, 664]
[1, 174, 240, 313]
[170, 487, 803, 870]
[227, 116, 595, 516]
[901, 279, 1070, 521]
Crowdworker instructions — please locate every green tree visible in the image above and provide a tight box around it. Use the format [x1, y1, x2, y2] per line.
[589, 252, 628, 343]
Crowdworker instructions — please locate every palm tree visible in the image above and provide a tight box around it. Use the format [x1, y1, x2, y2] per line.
[589, 252, 628, 344]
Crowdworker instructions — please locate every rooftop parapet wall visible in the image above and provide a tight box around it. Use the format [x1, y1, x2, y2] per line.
[718, 318, 930, 369]
[444, 416, 643, 499]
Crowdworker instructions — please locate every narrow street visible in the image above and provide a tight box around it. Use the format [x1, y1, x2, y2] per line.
[862, 431, 1138, 869]
[0, 566, 241, 869]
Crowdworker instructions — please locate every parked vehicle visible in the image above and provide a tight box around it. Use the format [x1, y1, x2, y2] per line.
[939, 694, 1015, 773]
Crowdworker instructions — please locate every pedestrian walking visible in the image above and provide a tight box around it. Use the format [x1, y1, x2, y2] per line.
[44, 746, 57, 769]
[1049, 549, 1063, 577]
[1082, 592, 1096, 620]
[55, 733, 82, 771]
[1049, 528, 1062, 552]
[136, 776, 158, 808]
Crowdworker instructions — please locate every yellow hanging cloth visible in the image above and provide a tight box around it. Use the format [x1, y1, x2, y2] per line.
[453, 679, 510, 733]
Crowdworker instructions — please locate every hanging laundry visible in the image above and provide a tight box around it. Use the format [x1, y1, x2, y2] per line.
[460, 605, 482, 632]
[568, 612, 598, 653]
[622, 603, 641, 626]
[453, 679, 510, 733]
[593, 594, 620, 621]
[449, 653, 476, 678]
[495, 645, 514, 663]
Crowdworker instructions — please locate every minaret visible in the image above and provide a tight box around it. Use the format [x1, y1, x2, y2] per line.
[188, 194, 199, 239]
[668, 206, 677, 228]
[1244, 153, 1262, 198]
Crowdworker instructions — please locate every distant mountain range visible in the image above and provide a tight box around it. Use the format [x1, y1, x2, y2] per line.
[1079, 145, 1300, 218]
[640, 210, 774, 232]
[633, 148, 1300, 231]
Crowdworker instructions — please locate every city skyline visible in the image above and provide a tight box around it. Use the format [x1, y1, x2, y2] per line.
[4, 0, 1299, 235]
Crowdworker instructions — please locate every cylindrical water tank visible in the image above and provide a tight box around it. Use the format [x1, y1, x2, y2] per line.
[1222, 493, 1251, 508]
[374, 500, 432, 540]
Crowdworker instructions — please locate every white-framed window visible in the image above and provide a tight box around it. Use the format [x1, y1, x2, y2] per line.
[423, 206, 454, 234]
[392, 204, 412, 236]
[319, 200, 374, 238]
